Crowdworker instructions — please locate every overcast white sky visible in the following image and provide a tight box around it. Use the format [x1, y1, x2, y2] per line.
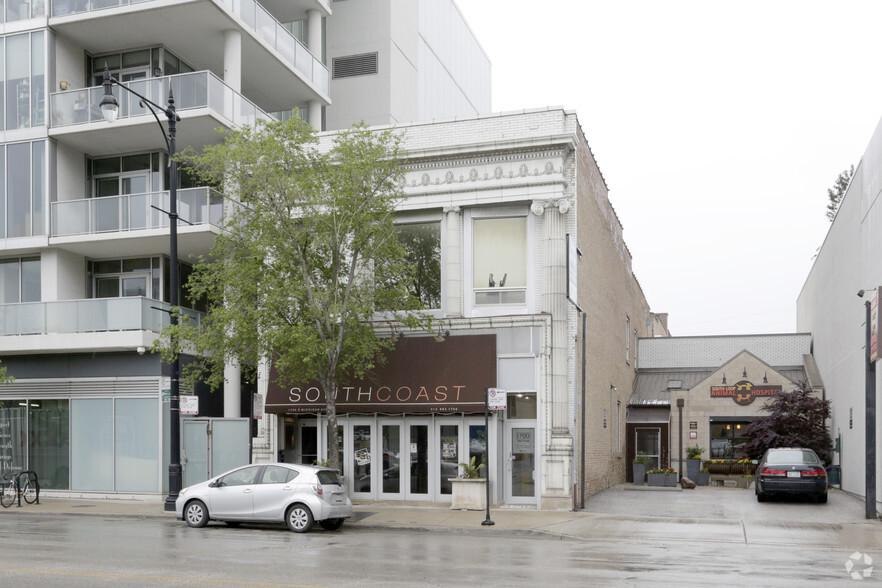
[455, 0, 882, 336]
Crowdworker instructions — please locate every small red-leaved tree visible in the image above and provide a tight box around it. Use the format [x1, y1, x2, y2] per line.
[743, 380, 833, 463]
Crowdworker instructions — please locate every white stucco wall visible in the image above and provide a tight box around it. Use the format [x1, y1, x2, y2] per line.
[798, 112, 882, 507]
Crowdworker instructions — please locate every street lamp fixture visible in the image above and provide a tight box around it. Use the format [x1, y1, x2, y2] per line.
[100, 66, 183, 512]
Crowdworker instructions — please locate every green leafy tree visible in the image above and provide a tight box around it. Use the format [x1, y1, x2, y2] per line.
[826, 165, 854, 221]
[159, 117, 430, 470]
[742, 381, 833, 463]
[0, 360, 12, 384]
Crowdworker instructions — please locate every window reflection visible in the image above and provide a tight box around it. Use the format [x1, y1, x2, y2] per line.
[396, 222, 441, 309]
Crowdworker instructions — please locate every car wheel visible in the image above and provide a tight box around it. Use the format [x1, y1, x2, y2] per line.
[756, 489, 767, 503]
[184, 500, 209, 528]
[286, 504, 314, 533]
[817, 492, 828, 504]
[319, 518, 345, 531]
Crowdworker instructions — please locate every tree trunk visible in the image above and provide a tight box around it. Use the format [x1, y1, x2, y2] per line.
[324, 377, 339, 471]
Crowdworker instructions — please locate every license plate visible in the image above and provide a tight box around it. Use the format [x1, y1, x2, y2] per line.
[787, 471, 801, 478]
[334, 496, 342, 503]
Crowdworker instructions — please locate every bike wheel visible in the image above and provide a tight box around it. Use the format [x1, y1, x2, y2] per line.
[0, 482, 14, 508]
[22, 479, 37, 504]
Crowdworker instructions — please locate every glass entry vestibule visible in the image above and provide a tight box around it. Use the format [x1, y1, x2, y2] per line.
[282, 415, 502, 504]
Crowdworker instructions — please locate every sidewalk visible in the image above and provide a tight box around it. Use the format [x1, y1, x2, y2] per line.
[3, 486, 881, 550]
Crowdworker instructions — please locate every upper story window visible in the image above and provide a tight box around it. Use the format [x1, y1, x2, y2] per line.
[396, 221, 441, 309]
[6, 0, 46, 22]
[0, 140, 46, 238]
[473, 216, 526, 305]
[4, 31, 46, 130]
[0, 257, 40, 303]
[88, 48, 194, 86]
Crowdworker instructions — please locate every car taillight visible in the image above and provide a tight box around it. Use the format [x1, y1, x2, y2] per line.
[761, 468, 786, 476]
[802, 468, 826, 478]
[312, 483, 323, 496]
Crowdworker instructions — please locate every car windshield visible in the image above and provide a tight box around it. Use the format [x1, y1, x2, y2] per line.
[317, 470, 343, 486]
[765, 450, 820, 465]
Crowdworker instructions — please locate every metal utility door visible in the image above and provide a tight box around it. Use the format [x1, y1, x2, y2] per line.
[182, 418, 250, 488]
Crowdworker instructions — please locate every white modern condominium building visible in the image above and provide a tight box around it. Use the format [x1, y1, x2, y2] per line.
[0, 0, 489, 496]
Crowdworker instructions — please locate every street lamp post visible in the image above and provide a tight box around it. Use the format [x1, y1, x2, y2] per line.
[100, 67, 182, 511]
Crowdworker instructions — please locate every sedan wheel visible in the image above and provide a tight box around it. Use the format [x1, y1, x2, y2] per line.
[286, 504, 314, 533]
[817, 493, 828, 504]
[319, 518, 345, 531]
[185, 500, 209, 528]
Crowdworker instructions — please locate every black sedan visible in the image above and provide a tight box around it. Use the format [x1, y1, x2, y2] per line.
[755, 447, 828, 503]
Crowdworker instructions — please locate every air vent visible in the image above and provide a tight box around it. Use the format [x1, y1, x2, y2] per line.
[333, 52, 378, 79]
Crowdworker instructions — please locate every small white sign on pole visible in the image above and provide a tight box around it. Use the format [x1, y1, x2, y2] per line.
[180, 394, 199, 415]
[487, 388, 507, 410]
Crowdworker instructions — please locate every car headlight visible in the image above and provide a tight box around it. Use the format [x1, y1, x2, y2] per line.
[179, 487, 189, 496]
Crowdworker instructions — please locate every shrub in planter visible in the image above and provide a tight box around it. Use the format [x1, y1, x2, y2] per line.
[647, 467, 678, 487]
[685, 446, 703, 480]
[633, 451, 650, 485]
[697, 468, 710, 486]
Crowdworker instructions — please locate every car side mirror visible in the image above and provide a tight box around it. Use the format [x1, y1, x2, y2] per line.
[751, 460, 758, 465]
[209, 480, 220, 488]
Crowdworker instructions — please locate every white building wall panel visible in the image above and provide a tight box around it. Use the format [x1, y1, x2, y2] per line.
[639, 334, 812, 370]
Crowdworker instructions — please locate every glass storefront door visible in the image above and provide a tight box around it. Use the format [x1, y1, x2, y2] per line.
[379, 422, 403, 499]
[351, 422, 373, 496]
[406, 423, 429, 499]
[505, 422, 536, 504]
[437, 423, 459, 496]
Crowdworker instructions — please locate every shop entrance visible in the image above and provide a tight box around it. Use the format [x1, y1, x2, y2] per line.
[504, 421, 536, 504]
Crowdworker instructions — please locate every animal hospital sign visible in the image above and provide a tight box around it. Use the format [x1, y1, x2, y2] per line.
[710, 380, 781, 406]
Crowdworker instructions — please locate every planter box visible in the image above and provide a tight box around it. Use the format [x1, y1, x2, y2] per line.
[736, 477, 754, 489]
[686, 459, 701, 480]
[705, 462, 732, 475]
[633, 463, 647, 485]
[449, 478, 486, 510]
[696, 471, 710, 486]
[647, 473, 678, 487]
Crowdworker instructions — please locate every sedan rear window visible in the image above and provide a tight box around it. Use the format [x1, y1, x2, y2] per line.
[765, 450, 820, 465]
[317, 470, 343, 486]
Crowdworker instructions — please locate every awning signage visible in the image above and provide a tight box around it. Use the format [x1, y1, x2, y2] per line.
[265, 334, 497, 415]
[710, 380, 781, 406]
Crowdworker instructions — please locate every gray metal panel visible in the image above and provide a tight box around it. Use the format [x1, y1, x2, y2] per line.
[638, 334, 813, 369]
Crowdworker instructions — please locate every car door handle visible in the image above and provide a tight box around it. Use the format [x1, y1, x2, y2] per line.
[243, 488, 252, 494]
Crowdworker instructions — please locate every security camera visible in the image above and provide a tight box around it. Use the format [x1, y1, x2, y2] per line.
[858, 290, 866, 298]
[137, 346, 146, 355]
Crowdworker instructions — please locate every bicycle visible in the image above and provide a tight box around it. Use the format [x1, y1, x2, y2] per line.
[0, 473, 16, 508]
[18, 472, 37, 505]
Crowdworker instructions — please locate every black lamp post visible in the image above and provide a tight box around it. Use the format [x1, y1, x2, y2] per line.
[100, 67, 182, 512]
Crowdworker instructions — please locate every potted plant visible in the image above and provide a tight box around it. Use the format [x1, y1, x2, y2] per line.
[705, 459, 732, 475]
[734, 457, 754, 476]
[633, 451, 650, 485]
[736, 474, 754, 489]
[647, 467, 678, 487]
[697, 467, 710, 486]
[449, 456, 486, 510]
[685, 445, 703, 480]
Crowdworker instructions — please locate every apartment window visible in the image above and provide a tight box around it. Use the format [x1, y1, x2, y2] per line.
[396, 221, 441, 309]
[0, 141, 46, 238]
[473, 216, 527, 305]
[4, 31, 45, 130]
[6, 0, 46, 21]
[0, 256, 40, 303]
[89, 48, 194, 86]
[91, 153, 160, 198]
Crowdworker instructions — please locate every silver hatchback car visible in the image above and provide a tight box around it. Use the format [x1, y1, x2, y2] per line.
[175, 463, 352, 532]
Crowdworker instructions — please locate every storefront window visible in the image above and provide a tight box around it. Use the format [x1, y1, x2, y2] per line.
[71, 399, 113, 491]
[353, 424, 371, 493]
[0, 399, 26, 477]
[469, 425, 486, 474]
[382, 425, 400, 493]
[28, 399, 69, 490]
[115, 398, 158, 492]
[710, 421, 752, 459]
[410, 425, 428, 494]
[507, 393, 537, 419]
[439, 424, 458, 495]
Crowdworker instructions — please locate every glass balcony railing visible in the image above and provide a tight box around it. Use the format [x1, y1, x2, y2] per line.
[0, 297, 203, 336]
[50, 71, 274, 129]
[51, 0, 329, 95]
[50, 187, 224, 237]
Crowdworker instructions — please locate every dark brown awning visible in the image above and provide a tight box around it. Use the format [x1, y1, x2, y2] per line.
[265, 334, 497, 415]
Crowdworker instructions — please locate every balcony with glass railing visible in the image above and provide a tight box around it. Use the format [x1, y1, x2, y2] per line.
[51, 0, 329, 96]
[51, 187, 224, 238]
[0, 297, 203, 337]
[51, 71, 275, 130]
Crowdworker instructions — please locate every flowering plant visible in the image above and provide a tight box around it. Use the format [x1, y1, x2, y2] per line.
[686, 445, 703, 460]
[648, 467, 678, 475]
